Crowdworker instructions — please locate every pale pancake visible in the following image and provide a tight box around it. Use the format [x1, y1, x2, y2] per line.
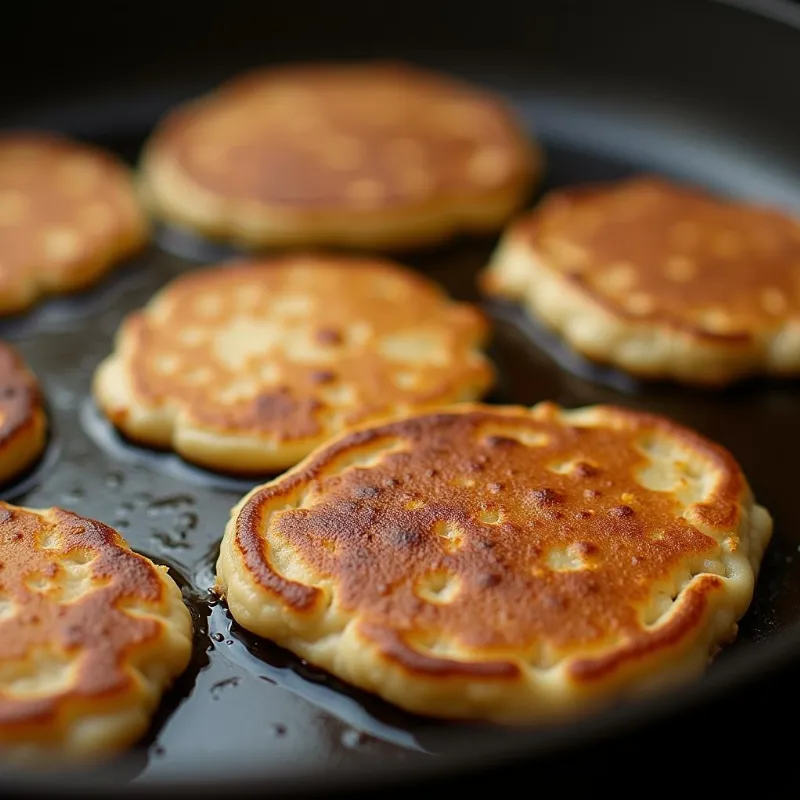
[138, 61, 540, 250]
[0, 503, 192, 761]
[216, 402, 771, 723]
[481, 176, 800, 385]
[0, 132, 149, 315]
[0, 342, 46, 486]
[93, 255, 494, 473]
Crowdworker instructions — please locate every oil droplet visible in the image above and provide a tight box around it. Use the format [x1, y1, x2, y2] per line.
[147, 494, 195, 515]
[153, 745, 166, 757]
[271, 723, 287, 737]
[176, 511, 198, 533]
[210, 677, 239, 700]
[152, 531, 190, 550]
[341, 729, 365, 749]
[105, 471, 124, 488]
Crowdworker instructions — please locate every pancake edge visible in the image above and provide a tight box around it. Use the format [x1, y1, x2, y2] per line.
[0, 504, 193, 762]
[136, 78, 542, 251]
[214, 402, 772, 723]
[480, 225, 800, 387]
[91, 263, 495, 474]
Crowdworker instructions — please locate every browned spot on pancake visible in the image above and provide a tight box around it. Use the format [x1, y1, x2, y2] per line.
[574, 462, 598, 478]
[485, 435, 518, 448]
[309, 370, 335, 385]
[120, 256, 492, 444]
[0, 132, 147, 315]
[514, 176, 800, 341]
[233, 404, 742, 678]
[316, 328, 343, 346]
[146, 61, 535, 210]
[0, 342, 46, 484]
[237, 391, 322, 439]
[0, 504, 167, 728]
[531, 488, 563, 506]
[610, 505, 635, 517]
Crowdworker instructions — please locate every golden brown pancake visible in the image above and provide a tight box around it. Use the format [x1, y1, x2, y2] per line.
[0, 132, 148, 316]
[0, 502, 192, 761]
[138, 61, 540, 250]
[481, 176, 800, 385]
[92, 255, 494, 474]
[216, 402, 771, 723]
[0, 343, 46, 486]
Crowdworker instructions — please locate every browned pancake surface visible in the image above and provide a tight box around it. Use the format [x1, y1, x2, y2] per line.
[0, 132, 147, 311]
[120, 257, 491, 442]
[233, 403, 743, 681]
[509, 176, 800, 339]
[148, 62, 534, 210]
[0, 504, 171, 731]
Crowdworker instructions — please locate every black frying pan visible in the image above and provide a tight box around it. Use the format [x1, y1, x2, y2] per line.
[2, 0, 800, 796]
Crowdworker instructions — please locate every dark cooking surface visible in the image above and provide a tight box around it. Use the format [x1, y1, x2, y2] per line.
[1, 126, 799, 786]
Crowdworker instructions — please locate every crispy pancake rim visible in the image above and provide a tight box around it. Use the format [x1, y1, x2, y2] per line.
[93, 255, 495, 474]
[481, 176, 800, 385]
[0, 503, 192, 760]
[216, 402, 771, 722]
[0, 132, 149, 316]
[138, 61, 541, 249]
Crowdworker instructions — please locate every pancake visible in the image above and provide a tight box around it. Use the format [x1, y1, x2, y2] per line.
[0, 343, 47, 487]
[92, 255, 494, 474]
[215, 402, 771, 723]
[0, 502, 192, 761]
[138, 61, 540, 250]
[481, 176, 800, 386]
[0, 132, 148, 316]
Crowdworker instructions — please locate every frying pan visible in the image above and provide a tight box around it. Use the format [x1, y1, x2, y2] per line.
[2, 0, 800, 795]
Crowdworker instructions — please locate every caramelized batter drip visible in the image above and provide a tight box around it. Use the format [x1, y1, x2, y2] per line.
[234, 404, 744, 678]
[0, 505, 168, 728]
[122, 257, 491, 440]
[516, 176, 800, 339]
[149, 62, 534, 208]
